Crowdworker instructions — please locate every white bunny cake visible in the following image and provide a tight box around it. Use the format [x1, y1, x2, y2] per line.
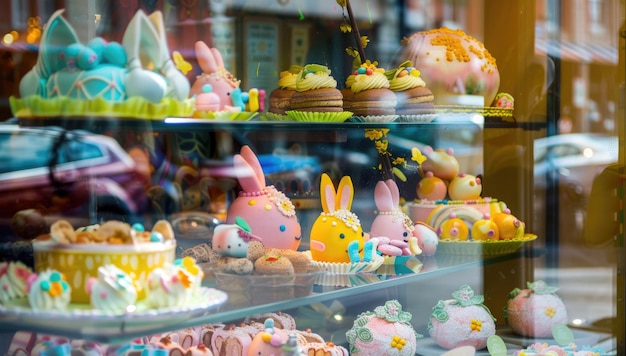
[225, 145, 302, 251]
[10, 9, 194, 119]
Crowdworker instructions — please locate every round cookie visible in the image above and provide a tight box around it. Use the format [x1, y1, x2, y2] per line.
[505, 280, 568, 337]
[253, 254, 295, 275]
[269, 88, 295, 114]
[290, 88, 344, 112]
[350, 88, 397, 116]
[395, 86, 435, 115]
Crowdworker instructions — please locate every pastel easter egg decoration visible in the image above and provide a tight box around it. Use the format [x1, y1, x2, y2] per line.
[471, 214, 499, 241]
[448, 173, 482, 201]
[438, 213, 469, 241]
[491, 210, 525, 240]
[101, 41, 127, 67]
[420, 146, 460, 181]
[195, 84, 221, 112]
[212, 217, 261, 258]
[226, 145, 302, 250]
[417, 171, 448, 201]
[310, 173, 366, 263]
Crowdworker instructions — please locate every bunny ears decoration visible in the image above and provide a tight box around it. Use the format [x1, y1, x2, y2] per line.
[225, 145, 302, 250]
[12, 9, 194, 119]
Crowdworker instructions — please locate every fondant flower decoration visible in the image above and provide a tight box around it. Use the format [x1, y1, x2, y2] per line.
[373, 300, 413, 323]
[265, 186, 296, 217]
[326, 209, 361, 232]
[175, 256, 200, 276]
[39, 271, 69, 298]
[449, 284, 497, 321]
[431, 300, 450, 323]
[528, 280, 559, 295]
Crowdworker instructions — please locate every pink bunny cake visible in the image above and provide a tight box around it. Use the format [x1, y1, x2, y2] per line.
[190, 41, 264, 115]
[308, 173, 382, 274]
[370, 179, 437, 257]
[408, 146, 527, 245]
[11, 9, 193, 119]
[226, 145, 302, 250]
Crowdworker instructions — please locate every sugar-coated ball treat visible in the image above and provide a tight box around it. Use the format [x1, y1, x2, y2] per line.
[428, 285, 496, 350]
[346, 300, 421, 355]
[505, 280, 568, 338]
[396, 27, 500, 106]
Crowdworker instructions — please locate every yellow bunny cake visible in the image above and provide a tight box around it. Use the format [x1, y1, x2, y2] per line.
[307, 173, 383, 274]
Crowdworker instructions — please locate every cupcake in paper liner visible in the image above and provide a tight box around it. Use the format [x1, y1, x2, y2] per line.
[286, 110, 353, 122]
[314, 269, 382, 287]
[396, 113, 437, 122]
[260, 112, 291, 121]
[193, 110, 258, 121]
[349, 115, 398, 123]
[304, 250, 384, 275]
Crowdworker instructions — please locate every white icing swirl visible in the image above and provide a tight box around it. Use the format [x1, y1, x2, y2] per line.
[0, 261, 33, 303]
[145, 263, 194, 308]
[350, 72, 390, 93]
[89, 264, 138, 313]
[27, 269, 71, 311]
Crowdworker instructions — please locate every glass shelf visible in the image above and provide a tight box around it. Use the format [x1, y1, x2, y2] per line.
[0, 252, 527, 344]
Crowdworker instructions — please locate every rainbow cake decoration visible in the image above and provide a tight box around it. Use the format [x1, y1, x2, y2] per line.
[10, 9, 195, 119]
[408, 145, 535, 255]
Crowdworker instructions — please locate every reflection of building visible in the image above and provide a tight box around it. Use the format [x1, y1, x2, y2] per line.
[535, 0, 622, 134]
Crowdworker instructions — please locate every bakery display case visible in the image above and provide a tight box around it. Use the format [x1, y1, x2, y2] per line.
[0, 0, 623, 355]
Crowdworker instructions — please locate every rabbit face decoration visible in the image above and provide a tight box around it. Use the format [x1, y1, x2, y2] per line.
[225, 146, 302, 250]
[310, 174, 376, 264]
[19, 9, 190, 105]
[370, 179, 422, 256]
[212, 217, 261, 258]
[190, 41, 243, 111]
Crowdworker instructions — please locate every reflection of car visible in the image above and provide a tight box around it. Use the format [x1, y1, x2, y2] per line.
[534, 133, 618, 194]
[0, 124, 150, 241]
[533, 133, 618, 258]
